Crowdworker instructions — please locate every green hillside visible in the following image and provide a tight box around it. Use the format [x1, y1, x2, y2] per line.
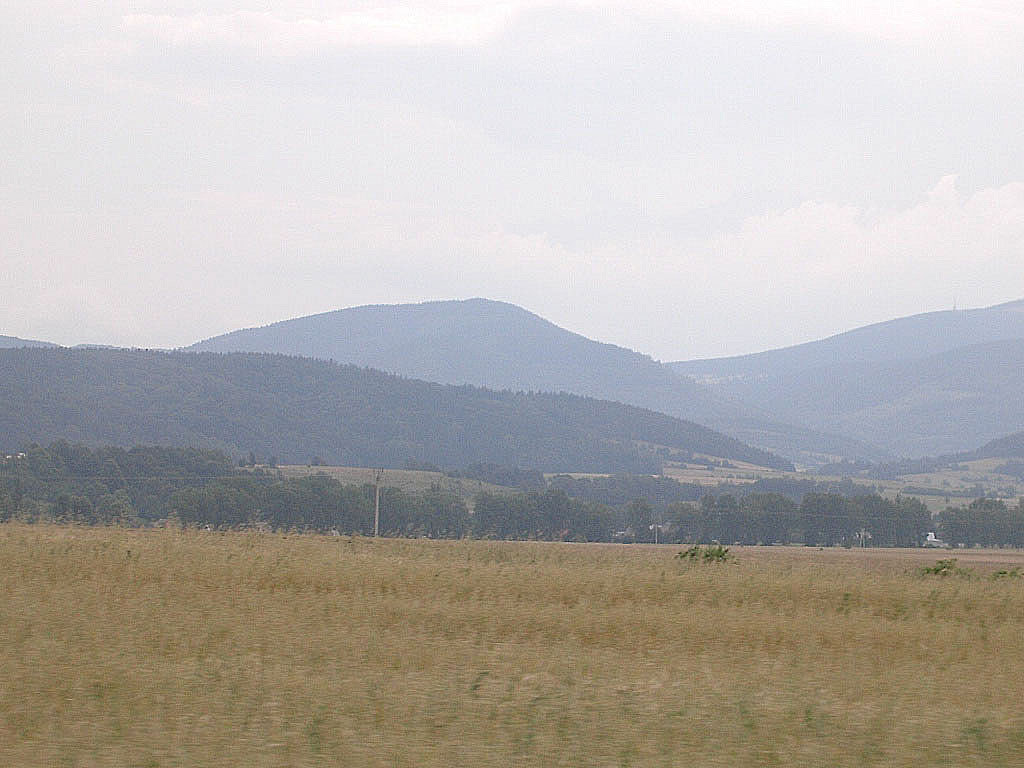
[0, 348, 792, 473]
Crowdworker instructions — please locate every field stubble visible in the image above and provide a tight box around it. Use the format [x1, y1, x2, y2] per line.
[2, 525, 1024, 766]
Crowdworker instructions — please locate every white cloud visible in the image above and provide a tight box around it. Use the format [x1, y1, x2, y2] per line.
[115, 1, 1024, 59]
[3, 175, 1023, 357]
[656, 0, 1023, 49]
[625, 176, 1024, 357]
[121, 6, 521, 54]
[5, 1, 1024, 358]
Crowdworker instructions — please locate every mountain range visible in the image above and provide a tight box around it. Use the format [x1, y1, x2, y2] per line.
[671, 300, 1024, 457]
[6, 297, 1024, 465]
[187, 299, 882, 464]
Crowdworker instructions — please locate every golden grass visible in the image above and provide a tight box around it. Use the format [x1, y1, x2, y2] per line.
[3, 525, 1024, 767]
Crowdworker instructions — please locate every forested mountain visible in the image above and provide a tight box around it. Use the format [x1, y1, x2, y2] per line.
[189, 298, 729, 408]
[187, 298, 883, 465]
[0, 335, 56, 349]
[20, 297, 1023, 462]
[0, 348, 792, 472]
[671, 300, 1024, 457]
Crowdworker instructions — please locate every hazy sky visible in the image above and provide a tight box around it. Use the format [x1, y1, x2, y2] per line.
[3, 1, 1024, 360]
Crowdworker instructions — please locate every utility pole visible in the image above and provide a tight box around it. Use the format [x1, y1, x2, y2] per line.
[373, 468, 384, 537]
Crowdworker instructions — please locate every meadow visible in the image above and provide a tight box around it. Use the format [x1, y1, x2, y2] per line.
[3, 524, 1024, 767]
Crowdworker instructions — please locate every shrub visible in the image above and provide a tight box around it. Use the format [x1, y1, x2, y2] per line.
[991, 567, 1021, 581]
[676, 544, 732, 563]
[920, 558, 973, 578]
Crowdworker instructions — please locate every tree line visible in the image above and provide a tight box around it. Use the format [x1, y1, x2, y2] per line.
[3, 443, 1023, 546]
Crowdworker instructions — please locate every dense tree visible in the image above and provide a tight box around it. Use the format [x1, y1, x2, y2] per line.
[471, 490, 615, 541]
[661, 492, 930, 546]
[939, 498, 1024, 548]
[4, 442, 1018, 547]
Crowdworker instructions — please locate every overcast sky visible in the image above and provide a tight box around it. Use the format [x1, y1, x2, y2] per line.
[3, 1, 1024, 360]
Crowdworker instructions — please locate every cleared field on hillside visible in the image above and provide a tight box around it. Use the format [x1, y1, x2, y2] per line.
[267, 460, 1023, 516]
[3, 526, 1024, 767]
[664, 459, 1024, 512]
[899, 457, 1024, 495]
[256, 465, 512, 506]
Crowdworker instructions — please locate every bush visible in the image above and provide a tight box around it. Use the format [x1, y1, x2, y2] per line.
[991, 567, 1021, 580]
[920, 559, 973, 578]
[676, 544, 732, 563]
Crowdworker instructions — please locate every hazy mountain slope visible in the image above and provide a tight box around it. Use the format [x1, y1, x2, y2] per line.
[187, 298, 884, 464]
[963, 430, 1024, 460]
[189, 298, 725, 406]
[702, 339, 1024, 458]
[668, 299, 1024, 458]
[670, 298, 1024, 379]
[0, 335, 57, 349]
[711, 416, 888, 464]
[0, 348, 792, 472]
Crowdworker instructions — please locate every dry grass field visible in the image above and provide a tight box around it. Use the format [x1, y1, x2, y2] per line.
[3, 525, 1024, 767]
